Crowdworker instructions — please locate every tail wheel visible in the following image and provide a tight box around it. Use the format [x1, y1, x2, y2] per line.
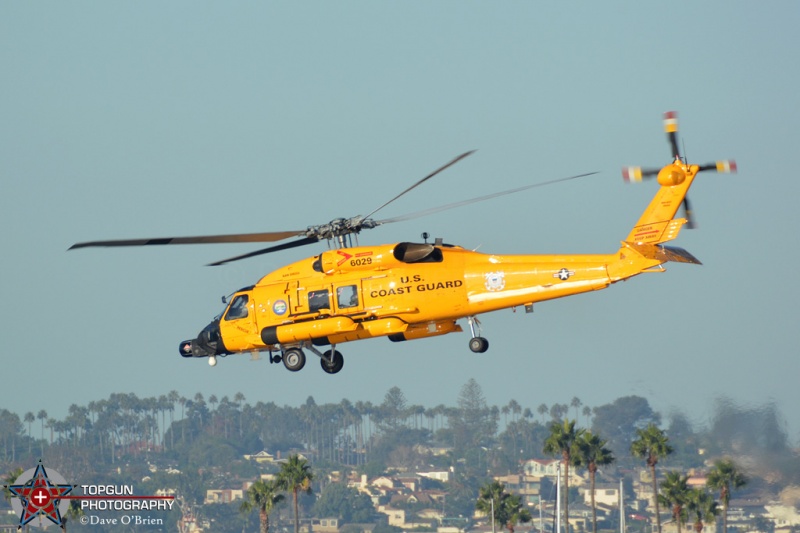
[321, 350, 344, 374]
[469, 337, 489, 353]
[282, 348, 306, 372]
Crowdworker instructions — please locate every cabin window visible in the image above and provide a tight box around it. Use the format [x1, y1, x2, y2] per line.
[336, 285, 359, 309]
[308, 290, 330, 312]
[224, 295, 249, 321]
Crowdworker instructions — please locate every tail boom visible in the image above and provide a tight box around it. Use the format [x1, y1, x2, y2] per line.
[607, 241, 701, 283]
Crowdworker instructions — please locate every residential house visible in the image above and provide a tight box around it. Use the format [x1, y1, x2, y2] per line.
[766, 503, 800, 530]
[523, 459, 583, 487]
[308, 518, 340, 533]
[376, 506, 432, 530]
[584, 482, 620, 508]
[418, 470, 451, 483]
[204, 488, 244, 504]
[523, 459, 560, 477]
[243, 450, 275, 463]
[494, 474, 542, 506]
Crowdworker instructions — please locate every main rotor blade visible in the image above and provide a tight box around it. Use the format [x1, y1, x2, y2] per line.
[358, 150, 476, 223]
[376, 171, 598, 225]
[207, 236, 321, 266]
[69, 230, 304, 250]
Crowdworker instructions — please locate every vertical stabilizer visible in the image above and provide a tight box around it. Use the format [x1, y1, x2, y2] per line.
[624, 163, 698, 245]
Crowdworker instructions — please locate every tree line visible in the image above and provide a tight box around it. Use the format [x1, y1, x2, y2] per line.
[0, 381, 795, 532]
[478, 419, 747, 533]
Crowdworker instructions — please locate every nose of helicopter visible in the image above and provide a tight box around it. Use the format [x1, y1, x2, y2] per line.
[178, 318, 228, 358]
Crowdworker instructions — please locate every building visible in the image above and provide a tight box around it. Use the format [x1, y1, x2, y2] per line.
[243, 450, 275, 463]
[204, 488, 244, 504]
[494, 474, 542, 506]
[584, 483, 620, 508]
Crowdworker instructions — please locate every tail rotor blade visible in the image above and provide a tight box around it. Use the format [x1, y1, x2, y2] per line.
[698, 159, 737, 173]
[683, 196, 696, 229]
[622, 167, 659, 182]
[664, 111, 681, 160]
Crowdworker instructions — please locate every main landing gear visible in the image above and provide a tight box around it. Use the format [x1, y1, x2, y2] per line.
[269, 344, 345, 374]
[467, 316, 489, 353]
[281, 347, 306, 372]
[320, 349, 344, 374]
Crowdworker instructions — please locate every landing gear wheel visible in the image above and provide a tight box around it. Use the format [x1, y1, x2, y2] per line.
[282, 348, 306, 372]
[469, 337, 489, 353]
[320, 350, 344, 374]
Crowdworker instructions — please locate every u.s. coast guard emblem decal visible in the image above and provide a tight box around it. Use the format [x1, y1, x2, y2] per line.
[484, 271, 505, 291]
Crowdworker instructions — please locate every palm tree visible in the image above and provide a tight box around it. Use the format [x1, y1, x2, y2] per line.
[630, 423, 673, 533]
[537, 404, 548, 424]
[685, 488, 718, 533]
[3, 467, 23, 504]
[36, 409, 47, 455]
[61, 500, 85, 532]
[575, 431, 615, 533]
[24, 412, 34, 455]
[234, 391, 246, 436]
[570, 397, 582, 421]
[508, 399, 522, 422]
[502, 493, 532, 533]
[582, 406, 592, 426]
[543, 419, 584, 533]
[278, 454, 314, 533]
[240, 479, 285, 533]
[659, 471, 690, 533]
[706, 458, 747, 533]
[477, 479, 504, 532]
[476, 480, 532, 533]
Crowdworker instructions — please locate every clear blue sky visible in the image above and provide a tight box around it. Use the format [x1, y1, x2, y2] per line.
[2, 2, 798, 442]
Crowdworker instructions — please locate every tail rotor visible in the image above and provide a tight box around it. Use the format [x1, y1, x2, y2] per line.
[622, 111, 737, 228]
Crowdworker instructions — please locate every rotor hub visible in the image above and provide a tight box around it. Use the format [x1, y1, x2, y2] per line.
[657, 165, 687, 186]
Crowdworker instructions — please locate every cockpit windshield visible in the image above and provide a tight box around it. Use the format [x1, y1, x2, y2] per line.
[225, 294, 249, 321]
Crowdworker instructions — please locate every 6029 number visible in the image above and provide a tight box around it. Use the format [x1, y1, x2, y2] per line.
[350, 257, 373, 267]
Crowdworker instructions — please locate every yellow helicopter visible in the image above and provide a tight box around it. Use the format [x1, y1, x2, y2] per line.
[71, 112, 735, 374]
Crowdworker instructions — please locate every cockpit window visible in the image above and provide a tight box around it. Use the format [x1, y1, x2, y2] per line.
[225, 294, 249, 321]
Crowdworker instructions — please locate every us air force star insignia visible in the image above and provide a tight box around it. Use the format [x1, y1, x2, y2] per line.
[484, 271, 505, 291]
[554, 268, 574, 281]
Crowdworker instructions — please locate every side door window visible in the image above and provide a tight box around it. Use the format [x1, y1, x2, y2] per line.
[336, 284, 359, 310]
[308, 289, 330, 313]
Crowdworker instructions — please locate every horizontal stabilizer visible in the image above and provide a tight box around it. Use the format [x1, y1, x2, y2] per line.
[626, 242, 702, 265]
